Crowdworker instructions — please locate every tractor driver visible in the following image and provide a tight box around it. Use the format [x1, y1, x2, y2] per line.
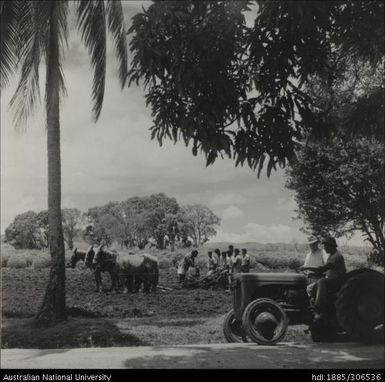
[300, 236, 327, 297]
[302, 236, 346, 320]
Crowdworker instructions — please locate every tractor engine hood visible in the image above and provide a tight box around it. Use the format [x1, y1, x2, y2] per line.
[234, 272, 307, 285]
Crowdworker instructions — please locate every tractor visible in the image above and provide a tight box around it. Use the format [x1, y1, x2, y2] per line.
[223, 269, 384, 345]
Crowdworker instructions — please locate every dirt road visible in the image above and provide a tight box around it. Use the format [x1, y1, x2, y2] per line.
[2, 342, 384, 369]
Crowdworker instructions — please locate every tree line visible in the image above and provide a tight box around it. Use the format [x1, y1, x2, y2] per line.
[4, 193, 221, 251]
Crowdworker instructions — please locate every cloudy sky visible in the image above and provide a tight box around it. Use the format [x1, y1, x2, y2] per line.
[0, 2, 367, 246]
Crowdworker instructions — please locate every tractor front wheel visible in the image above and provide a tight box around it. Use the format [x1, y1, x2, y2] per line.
[242, 298, 288, 345]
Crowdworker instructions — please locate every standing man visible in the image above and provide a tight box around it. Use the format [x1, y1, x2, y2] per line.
[219, 251, 227, 269]
[207, 251, 218, 276]
[214, 248, 221, 267]
[177, 250, 199, 285]
[303, 236, 347, 320]
[225, 250, 234, 291]
[232, 248, 242, 275]
[241, 248, 251, 273]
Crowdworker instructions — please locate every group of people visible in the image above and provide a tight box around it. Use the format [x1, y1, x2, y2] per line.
[177, 245, 251, 288]
[301, 235, 347, 320]
[176, 236, 347, 321]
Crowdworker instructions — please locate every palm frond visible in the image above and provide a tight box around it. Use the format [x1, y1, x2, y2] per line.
[9, 1, 43, 129]
[56, 1, 69, 98]
[106, 0, 127, 88]
[76, 0, 106, 121]
[0, 1, 26, 88]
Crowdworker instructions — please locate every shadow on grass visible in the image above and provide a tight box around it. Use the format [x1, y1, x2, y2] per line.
[2, 317, 148, 349]
[125, 318, 206, 328]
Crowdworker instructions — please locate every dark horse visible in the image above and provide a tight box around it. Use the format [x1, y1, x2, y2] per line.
[91, 245, 121, 292]
[92, 245, 159, 293]
[68, 246, 116, 292]
[69, 247, 94, 268]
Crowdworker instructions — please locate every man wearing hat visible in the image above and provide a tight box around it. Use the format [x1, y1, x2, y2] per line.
[301, 237, 327, 295]
[303, 236, 347, 320]
[303, 237, 327, 268]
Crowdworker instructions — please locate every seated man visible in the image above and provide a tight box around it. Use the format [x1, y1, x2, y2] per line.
[300, 237, 326, 297]
[302, 236, 346, 320]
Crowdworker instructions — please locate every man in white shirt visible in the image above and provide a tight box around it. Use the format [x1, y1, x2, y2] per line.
[207, 251, 218, 276]
[241, 248, 251, 272]
[232, 248, 243, 275]
[300, 237, 326, 296]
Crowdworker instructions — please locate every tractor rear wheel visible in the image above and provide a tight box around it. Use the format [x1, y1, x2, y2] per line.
[242, 298, 288, 345]
[223, 309, 248, 343]
[336, 270, 384, 344]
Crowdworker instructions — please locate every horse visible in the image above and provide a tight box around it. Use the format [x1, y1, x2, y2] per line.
[68, 247, 87, 268]
[92, 245, 159, 293]
[69, 246, 95, 269]
[91, 245, 121, 293]
[69, 246, 114, 293]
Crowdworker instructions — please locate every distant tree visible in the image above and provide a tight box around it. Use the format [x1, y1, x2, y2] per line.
[183, 204, 220, 247]
[5, 211, 44, 249]
[85, 194, 183, 249]
[144, 194, 181, 249]
[164, 211, 188, 252]
[128, 1, 383, 176]
[36, 210, 49, 248]
[85, 202, 124, 246]
[286, 136, 385, 257]
[61, 208, 82, 250]
[6, 208, 83, 250]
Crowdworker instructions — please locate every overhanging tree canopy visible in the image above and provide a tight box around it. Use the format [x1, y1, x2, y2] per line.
[127, 0, 383, 176]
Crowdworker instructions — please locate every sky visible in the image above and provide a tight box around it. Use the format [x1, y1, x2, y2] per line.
[0, 1, 368, 247]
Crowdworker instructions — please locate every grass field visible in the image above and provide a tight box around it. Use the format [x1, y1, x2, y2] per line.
[1, 239, 373, 349]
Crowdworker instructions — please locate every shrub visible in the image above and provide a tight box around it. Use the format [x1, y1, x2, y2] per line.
[287, 258, 302, 270]
[1, 251, 12, 267]
[7, 256, 30, 269]
[32, 255, 51, 269]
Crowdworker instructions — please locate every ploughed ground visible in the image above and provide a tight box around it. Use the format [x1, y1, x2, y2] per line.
[2, 267, 311, 348]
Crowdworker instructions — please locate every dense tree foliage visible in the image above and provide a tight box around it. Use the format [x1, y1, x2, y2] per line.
[5, 208, 83, 250]
[183, 204, 221, 247]
[84, 193, 216, 250]
[286, 49, 384, 258]
[286, 136, 384, 255]
[5, 211, 47, 249]
[128, 0, 383, 176]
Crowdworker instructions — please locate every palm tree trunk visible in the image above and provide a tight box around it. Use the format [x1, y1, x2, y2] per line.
[36, 2, 66, 324]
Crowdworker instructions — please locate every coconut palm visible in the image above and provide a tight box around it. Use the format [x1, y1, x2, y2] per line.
[0, 1, 127, 323]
